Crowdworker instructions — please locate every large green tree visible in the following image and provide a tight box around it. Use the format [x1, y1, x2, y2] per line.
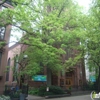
[0, 0, 86, 84]
[78, 0, 100, 91]
[19, 0, 84, 75]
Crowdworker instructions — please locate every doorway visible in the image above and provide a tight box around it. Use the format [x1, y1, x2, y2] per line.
[65, 72, 73, 89]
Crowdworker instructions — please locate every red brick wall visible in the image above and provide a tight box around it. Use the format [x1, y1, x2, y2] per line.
[0, 25, 11, 94]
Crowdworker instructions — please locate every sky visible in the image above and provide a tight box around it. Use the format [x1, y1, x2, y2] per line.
[76, 0, 91, 11]
[9, 0, 91, 46]
[9, 26, 23, 46]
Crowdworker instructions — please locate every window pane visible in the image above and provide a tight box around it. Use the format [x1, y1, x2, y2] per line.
[0, 27, 5, 40]
[13, 55, 18, 81]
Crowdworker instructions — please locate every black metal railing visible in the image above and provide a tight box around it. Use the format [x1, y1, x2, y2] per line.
[4, 84, 29, 100]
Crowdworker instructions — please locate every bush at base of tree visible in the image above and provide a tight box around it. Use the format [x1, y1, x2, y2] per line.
[38, 85, 65, 96]
[28, 87, 39, 95]
[86, 81, 97, 91]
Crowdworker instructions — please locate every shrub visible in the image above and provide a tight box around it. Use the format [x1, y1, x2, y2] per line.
[28, 87, 39, 95]
[38, 85, 64, 96]
[38, 86, 47, 96]
[49, 85, 64, 94]
[86, 81, 96, 90]
[44, 92, 54, 96]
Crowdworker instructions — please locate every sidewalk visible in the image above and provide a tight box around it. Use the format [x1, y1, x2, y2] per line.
[71, 91, 91, 96]
[26, 95, 44, 100]
[26, 90, 91, 100]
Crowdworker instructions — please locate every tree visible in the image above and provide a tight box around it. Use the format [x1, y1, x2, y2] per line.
[0, 0, 86, 85]
[79, 0, 100, 91]
[20, 0, 84, 74]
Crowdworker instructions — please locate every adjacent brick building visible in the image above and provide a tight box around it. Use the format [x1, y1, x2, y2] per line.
[0, 1, 13, 94]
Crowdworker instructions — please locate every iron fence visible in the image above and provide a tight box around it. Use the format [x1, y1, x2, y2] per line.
[3, 84, 28, 100]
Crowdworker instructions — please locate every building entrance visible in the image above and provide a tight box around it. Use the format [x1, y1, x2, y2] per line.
[65, 72, 73, 88]
[66, 78, 73, 88]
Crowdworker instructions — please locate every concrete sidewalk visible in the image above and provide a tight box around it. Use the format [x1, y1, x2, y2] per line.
[71, 91, 91, 96]
[26, 90, 91, 100]
[26, 95, 44, 100]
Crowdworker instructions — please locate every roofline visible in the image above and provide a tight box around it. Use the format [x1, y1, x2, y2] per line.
[0, 1, 14, 8]
[8, 43, 20, 51]
[3, 3, 14, 8]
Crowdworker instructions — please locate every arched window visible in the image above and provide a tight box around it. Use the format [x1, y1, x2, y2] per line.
[13, 55, 18, 81]
[6, 58, 10, 81]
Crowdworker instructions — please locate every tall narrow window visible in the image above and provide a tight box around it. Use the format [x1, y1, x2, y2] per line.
[13, 55, 18, 81]
[6, 58, 10, 81]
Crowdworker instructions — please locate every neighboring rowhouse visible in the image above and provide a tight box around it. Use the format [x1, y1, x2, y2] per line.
[0, 1, 13, 94]
[5, 43, 27, 87]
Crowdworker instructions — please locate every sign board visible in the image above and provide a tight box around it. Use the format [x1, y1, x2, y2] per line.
[32, 75, 47, 82]
[90, 76, 96, 82]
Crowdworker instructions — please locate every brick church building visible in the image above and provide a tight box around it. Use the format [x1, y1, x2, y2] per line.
[0, 0, 86, 94]
[6, 43, 86, 92]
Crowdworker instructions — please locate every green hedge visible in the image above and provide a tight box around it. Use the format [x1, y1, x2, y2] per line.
[28, 87, 39, 95]
[38, 85, 64, 96]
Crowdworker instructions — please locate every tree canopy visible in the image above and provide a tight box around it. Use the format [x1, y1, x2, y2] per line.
[0, 0, 89, 80]
[80, 0, 100, 91]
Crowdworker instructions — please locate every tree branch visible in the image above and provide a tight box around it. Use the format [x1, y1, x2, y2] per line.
[92, 59, 100, 67]
[57, 0, 68, 17]
[11, 24, 33, 34]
